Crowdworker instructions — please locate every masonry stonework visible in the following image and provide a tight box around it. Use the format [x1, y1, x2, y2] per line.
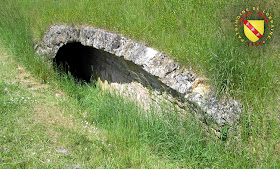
[35, 25, 242, 127]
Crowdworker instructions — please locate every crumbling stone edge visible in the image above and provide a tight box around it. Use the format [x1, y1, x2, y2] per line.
[35, 25, 242, 128]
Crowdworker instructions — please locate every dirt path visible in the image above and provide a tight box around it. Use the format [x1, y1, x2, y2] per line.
[0, 45, 108, 167]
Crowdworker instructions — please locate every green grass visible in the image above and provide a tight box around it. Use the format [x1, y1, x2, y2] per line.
[0, 44, 248, 168]
[1, 44, 277, 168]
[0, 0, 279, 168]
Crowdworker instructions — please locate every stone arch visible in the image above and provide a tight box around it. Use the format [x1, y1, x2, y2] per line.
[35, 25, 241, 126]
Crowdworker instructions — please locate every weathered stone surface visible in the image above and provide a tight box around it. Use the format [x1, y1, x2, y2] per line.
[35, 25, 242, 126]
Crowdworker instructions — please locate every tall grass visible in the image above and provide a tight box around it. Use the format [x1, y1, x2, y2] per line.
[0, 0, 279, 168]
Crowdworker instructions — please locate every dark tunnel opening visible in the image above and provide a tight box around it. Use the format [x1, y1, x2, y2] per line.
[53, 42, 181, 99]
[54, 42, 96, 83]
[53, 42, 136, 84]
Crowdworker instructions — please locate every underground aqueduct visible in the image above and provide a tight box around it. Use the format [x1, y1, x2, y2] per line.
[36, 25, 241, 128]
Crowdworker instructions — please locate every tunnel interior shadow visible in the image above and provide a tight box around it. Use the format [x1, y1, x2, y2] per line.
[54, 42, 96, 83]
[53, 42, 180, 98]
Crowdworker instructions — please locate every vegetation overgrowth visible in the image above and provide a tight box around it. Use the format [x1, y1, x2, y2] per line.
[0, 0, 279, 168]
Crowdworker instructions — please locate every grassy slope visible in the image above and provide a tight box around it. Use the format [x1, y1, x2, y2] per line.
[0, 0, 279, 168]
[0, 41, 250, 168]
[0, 46, 168, 168]
[22, 0, 280, 105]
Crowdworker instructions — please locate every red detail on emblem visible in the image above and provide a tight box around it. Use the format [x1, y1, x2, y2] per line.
[244, 20, 263, 39]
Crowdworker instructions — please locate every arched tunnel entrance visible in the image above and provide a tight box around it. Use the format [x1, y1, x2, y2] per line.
[54, 42, 137, 84]
[54, 42, 162, 87]
[53, 42, 178, 97]
[37, 25, 242, 127]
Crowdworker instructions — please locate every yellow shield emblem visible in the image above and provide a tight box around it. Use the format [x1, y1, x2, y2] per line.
[244, 20, 264, 42]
